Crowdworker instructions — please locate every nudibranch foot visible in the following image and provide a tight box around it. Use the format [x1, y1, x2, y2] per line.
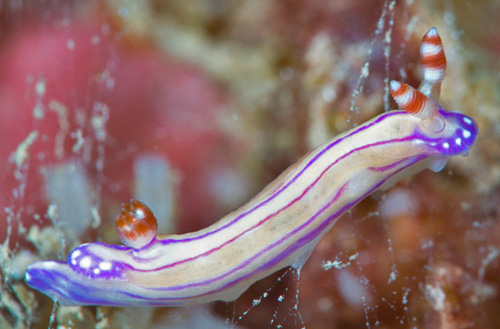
[25, 260, 108, 306]
[25, 28, 478, 308]
[26, 260, 148, 307]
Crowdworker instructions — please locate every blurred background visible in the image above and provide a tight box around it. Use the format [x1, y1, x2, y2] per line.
[0, 0, 499, 328]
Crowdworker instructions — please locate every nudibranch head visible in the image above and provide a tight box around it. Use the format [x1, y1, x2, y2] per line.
[389, 27, 478, 158]
[390, 80, 478, 158]
[430, 108, 478, 157]
[116, 200, 158, 250]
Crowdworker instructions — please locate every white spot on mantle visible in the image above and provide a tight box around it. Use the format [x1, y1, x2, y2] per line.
[99, 261, 112, 271]
[80, 256, 92, 269]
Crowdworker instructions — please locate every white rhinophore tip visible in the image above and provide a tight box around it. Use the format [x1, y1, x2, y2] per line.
[426, 27, 438, 36]
[390, 80, 401, 91]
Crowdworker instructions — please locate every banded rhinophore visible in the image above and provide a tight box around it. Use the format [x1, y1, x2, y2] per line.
[25, 28, 478, 307]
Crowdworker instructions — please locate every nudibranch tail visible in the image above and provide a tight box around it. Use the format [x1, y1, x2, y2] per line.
[116, 200, 158, 250]
[389, 80, 444, 128]
[419, 27, 447, 101]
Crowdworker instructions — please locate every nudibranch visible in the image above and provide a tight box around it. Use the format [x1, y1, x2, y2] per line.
[25, 28, 478, 307]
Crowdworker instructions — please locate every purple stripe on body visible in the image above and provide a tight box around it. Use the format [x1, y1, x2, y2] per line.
[368, 158, 411, 172]
[123, 146, 420, 299]
[212, 156, 427, 294]
[156, 111, 407, 246]
[128, 133, 421, 272]
[122, 154, 425, 304]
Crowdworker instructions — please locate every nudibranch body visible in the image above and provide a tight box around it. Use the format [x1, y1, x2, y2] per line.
[26, 28, 478, 307]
